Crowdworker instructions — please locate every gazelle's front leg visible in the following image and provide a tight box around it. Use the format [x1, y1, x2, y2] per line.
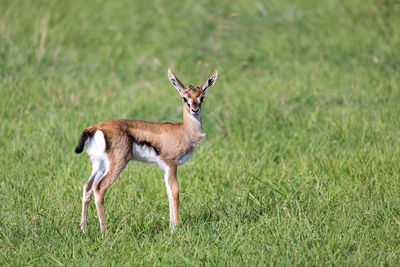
[162, 163, 179, 231]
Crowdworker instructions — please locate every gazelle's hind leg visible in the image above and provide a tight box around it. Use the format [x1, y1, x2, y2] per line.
[80, 172, 95, 233]
[80, 159, 107, 232]
[93, 154, 130, 234]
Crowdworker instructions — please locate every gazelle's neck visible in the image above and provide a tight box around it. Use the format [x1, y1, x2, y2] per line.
[182, 107, 204, 144]
[183, 107, 202, 129]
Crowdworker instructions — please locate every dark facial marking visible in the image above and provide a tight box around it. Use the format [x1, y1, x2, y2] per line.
[182, 97, 190, 108]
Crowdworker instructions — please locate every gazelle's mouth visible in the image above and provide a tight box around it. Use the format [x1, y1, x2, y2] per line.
[191, 109, 200, 115]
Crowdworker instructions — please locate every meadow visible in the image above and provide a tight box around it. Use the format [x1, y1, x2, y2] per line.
[1, 0, 400, 265]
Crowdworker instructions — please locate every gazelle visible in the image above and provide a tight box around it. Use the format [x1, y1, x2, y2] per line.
[75, 69, 218, 233]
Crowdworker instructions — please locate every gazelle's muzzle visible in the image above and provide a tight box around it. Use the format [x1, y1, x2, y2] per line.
[190, 102, 200, 114]
[191, 108, 200, 114]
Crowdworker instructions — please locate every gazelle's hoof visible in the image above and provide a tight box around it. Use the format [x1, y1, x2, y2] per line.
[101, 228, 109, 238]
[80, 221, 87, 233]
[170, 222, 177, 233]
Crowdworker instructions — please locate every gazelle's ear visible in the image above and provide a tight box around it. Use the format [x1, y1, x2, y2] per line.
[168, 68, 185, 94]
[202, 70, 218, 93]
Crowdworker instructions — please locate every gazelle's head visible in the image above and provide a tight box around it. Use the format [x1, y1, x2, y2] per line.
[168, 69, 218, 115]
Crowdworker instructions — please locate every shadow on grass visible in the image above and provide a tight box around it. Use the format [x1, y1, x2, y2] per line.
[181, 201, 272, 228]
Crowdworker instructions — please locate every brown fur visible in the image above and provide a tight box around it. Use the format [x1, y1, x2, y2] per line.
[84, 108, 204, 162]
[78, 69, 217, 233]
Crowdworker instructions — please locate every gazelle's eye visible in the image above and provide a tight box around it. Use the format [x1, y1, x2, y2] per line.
[183, 97, 188, 103]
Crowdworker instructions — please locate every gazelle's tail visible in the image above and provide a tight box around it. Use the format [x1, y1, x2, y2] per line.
[74, 127, 96, 154]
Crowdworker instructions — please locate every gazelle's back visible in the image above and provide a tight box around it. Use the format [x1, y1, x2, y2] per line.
[84, 119, 189, 160]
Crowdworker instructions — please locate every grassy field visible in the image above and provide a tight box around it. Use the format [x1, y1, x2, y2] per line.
[1, 0, 400, 265]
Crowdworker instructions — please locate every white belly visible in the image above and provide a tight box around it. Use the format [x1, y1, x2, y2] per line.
[132, 143, 196, 166]
[132, 143, 161, 164]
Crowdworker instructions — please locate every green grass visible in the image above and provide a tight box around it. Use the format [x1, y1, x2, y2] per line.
[1, 0, 400, 265]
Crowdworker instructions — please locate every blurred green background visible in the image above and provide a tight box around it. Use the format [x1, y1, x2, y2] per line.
[1, 0, 400, 265]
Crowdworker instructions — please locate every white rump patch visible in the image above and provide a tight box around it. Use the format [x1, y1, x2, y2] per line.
[86, 131, 106, 154]
[85, 130, 110, 183]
